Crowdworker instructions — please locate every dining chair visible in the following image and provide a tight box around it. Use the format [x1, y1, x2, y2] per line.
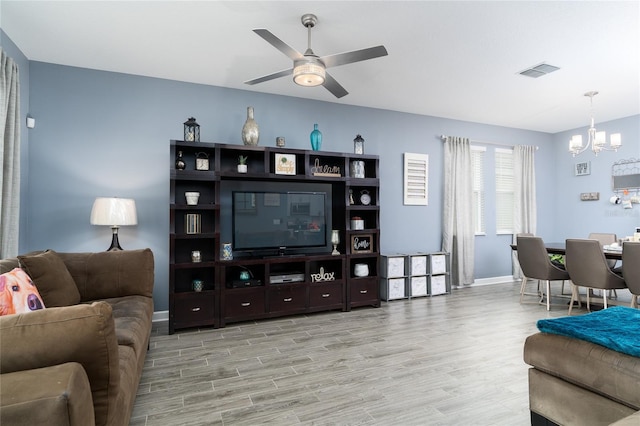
[516, 235, 570, 310]
[588, 232, 618, 269]
[621, 241, 640, 308]
[515, 233, 539, 303]
[587, 233, 620, 299]
[565, 238, 627, 314]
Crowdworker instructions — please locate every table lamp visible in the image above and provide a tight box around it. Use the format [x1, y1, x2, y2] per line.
[90, 197, 137, 251]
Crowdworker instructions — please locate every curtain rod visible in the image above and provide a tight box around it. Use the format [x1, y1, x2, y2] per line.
[440, 135, 538, 150]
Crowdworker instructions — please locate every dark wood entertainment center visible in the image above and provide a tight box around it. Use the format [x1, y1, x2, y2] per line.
[169, 140, 380, 334]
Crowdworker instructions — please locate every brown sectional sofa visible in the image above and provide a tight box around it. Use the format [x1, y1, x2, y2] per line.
[0, 249, 154, 426]
[524, 332, 640, 425]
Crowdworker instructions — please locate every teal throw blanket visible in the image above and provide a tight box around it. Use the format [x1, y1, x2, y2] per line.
[537, 306, 640, 358]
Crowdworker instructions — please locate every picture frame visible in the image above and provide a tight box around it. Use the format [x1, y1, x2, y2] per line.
[275, 153, 296, 175]
[575, 161, 591, 176]
[351, 234, 373, 253]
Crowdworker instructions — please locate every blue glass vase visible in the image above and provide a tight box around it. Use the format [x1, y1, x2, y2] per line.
[310, 124, 322, 151]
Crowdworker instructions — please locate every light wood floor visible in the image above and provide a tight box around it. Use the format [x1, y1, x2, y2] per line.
[131, 282, 571, 425]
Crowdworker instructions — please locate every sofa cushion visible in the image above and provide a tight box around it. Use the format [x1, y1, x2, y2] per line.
[0, 301, 120, 426]
[58, 249, 154, 302]
[18, 250, 81, 307]
[102, 295, 153, 354]
[0, 362, 95, 426]
[0, 268, 46, 315]
[524, 332, 640, 410]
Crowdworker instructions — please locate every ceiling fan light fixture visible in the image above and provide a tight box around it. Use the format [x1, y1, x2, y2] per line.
[293, 59, 325, 87]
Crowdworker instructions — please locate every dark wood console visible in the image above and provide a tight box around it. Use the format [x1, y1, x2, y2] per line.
[169, 141, 380, 333]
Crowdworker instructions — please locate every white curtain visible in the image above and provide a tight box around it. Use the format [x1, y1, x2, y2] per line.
[442, 136, 475, 286]
[512, 145, 537, 278]
[0, 48, 21, 258]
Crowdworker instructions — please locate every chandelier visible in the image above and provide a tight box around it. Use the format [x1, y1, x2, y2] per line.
[569, 91, 622, 157]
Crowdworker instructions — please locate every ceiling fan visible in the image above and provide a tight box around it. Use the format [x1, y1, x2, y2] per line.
[244, 13, 388, 99]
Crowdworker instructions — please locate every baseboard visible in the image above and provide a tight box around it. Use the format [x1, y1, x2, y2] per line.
[456, 275, 515, 288]
[152, 310, 168, 323]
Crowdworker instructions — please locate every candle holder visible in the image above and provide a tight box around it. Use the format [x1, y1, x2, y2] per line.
[331, 230, 340, 255]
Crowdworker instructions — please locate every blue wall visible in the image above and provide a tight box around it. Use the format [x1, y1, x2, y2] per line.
[551, 115, 640, 241]
[5, 35, 639, 311]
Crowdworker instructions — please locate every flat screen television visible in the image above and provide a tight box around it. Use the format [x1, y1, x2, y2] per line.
[231, 190, 329, 256]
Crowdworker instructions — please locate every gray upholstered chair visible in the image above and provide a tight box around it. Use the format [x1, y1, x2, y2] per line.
[565, 238, 627, 314]
[621, 241, 640, 308]
[588, 232, 618, 269]
[516, 235, 570, 310]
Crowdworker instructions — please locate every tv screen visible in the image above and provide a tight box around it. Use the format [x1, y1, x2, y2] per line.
[232, 191, 328, 253]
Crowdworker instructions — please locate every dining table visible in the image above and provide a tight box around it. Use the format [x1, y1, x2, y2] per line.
[510, 242, 623, 260]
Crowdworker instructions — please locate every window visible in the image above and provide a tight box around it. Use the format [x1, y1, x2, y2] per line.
[495, 148, 514, 234]
[471, 146, 485, 234]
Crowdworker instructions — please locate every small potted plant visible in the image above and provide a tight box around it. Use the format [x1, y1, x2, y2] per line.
[237, 155, 248, 173]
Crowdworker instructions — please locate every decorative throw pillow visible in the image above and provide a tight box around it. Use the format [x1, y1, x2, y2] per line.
[0, 268, 46, 316]
[18, 250, 81, 307]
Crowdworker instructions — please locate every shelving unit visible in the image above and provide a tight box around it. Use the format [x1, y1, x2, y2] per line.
[169, 141, 380, 333]
[380, 252, 450, 301]
[428, 252, 451, 295]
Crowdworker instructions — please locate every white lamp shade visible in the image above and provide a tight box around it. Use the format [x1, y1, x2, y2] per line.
[569, 135, 583, 150]
[610, 133, 622, 148]
[90, 197, 137, 226]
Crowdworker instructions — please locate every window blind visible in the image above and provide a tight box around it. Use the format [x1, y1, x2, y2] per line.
[471, 146, 486, 234]
[495, 148, 514, 234]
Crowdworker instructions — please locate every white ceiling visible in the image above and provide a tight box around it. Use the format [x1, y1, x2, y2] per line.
[2, 1, 639, 133]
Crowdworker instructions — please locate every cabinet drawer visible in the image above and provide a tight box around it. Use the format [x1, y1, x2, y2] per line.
[351, 278, 379, 303]
[173, 292, 215, 326]
[309, 282, 343, 307]
[269, 285, 307, 313]
[225, 288, 265, 318]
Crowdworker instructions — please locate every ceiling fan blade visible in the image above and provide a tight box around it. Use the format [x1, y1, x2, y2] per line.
[244, 68, 293, 85]
[253, 29, 304, 61]
[323, 72, 348, 99]
[320, 45, 388, 68]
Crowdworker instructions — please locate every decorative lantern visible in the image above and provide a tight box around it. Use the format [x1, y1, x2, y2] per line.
[183, 117, 200, 142]
[354, 134, 364, 154]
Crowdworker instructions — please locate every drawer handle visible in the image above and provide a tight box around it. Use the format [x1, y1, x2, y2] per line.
[322, 293, 331, 298]
[241, 302, 251, 307]
[283, 297, 293, 302]
[360, 290, 368, 294]
[191, 307, 201, 312]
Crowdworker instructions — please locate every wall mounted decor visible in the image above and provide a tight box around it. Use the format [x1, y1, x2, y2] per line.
[403, 153, 429, 205]
[612, 158, 640, 193]
[575, 161, 591, 176]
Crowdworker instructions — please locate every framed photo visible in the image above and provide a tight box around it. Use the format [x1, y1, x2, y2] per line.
[575, 161, 591, 176]
[351, 234, 373, 253]
[275, 153, 296, 175]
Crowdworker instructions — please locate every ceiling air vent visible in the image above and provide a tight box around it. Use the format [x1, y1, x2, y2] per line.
[519, 62, 560, 78]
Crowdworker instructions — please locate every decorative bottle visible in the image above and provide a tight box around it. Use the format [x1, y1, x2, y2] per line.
[310, 124, 322, 151]
[241, 106, 259, 146]
[175, 150, 186, 170]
